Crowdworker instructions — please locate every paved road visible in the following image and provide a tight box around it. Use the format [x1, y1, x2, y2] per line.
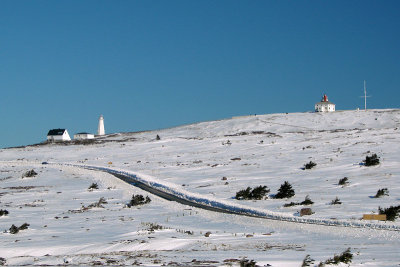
[79, 164, 400, 232]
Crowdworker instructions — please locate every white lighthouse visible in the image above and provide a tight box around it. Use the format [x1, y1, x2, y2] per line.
[97, 115, 105, 136]
[315, 94, 335, 112]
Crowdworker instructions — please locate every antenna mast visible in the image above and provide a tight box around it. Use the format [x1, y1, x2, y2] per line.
[364, 80, 367, 111]
[360, 80, 371, 111]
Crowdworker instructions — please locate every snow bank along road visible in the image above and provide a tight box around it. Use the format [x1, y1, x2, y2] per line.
[64, 163, 400, 232]
[3, 160, 400, 231]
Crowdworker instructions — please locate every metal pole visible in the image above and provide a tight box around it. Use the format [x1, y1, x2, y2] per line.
[364, 80, 367, 111]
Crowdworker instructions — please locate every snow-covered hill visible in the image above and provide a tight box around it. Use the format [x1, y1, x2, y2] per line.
[0, 109, 399, 266]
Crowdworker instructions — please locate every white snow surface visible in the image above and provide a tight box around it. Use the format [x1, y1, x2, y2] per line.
[0, 109, 400, 266]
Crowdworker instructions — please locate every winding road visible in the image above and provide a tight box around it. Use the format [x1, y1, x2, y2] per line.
[74, 163, 400, 232]
[2, 160, 400, 231]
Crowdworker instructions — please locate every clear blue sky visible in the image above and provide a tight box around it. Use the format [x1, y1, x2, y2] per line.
[1, 0, 399, 148]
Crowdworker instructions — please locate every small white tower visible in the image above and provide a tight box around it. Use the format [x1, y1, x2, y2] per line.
[97, 115, 105, 136]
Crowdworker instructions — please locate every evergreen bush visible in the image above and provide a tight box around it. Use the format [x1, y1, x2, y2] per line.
[250, 185, 270, 200]
[127, 194, 151, 207]
[19, 223, 29, 230]
[283, 195, 313, 207]
[236, 187, 252, 200]
[375, 188, 389, 198]
[9, 223, 30, 234]
[22, 169, 37, 178]
[240, 259, 257, 267]
[338, 177, 349, 186]
[88, 183, 99, 190]
[283, 202, 297, 207]
[330, 197, 342, 205]
[0, 209, 9, 217]
[379, 205, 400, 221]
[301, 254, 315, 267]
[304, 161, 317, 170]
[321, 248, 353, 265]
[235, 186, 270, 200]
[364, 153, 380, 166]
[301, 195, 314, 205]
[275, 181, 295, 199]
[9, 224, 19, 234]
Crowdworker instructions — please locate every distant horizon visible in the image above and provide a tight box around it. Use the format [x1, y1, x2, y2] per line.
[4, 107, 399, 149]
[1, 1, 400, 148]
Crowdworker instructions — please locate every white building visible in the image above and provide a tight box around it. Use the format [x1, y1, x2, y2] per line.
[315, 94, 335, 112]
[97, 115, 105, 136]
[74, 132, 95, 140]
[47, 129, 71, 142]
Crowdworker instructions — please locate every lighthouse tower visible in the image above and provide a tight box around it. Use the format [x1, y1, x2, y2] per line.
[97, 115, 105, 136]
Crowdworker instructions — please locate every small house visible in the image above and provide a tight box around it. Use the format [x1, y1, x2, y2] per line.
[315, 94, 335, 112]
[47, 129, 71, 142]
[74, 132, 95, 140]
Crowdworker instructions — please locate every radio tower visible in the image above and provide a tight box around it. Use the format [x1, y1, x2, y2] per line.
[97, 115, 105, 136]
[361, 80, 371, 111]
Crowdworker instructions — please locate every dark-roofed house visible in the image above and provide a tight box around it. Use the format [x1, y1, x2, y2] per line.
[47, 129, 71, 142]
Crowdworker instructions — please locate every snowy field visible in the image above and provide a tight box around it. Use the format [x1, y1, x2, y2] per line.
[0, 109, 400, 266]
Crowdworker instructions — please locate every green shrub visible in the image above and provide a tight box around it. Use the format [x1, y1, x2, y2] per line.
[236, 187, 252, 200]
[364, 153, 380, 166]
[9, 224, 19, 234]
[330, 197, 342, 205]
[236, 186, 270, 200]
[9, 223, 30, 234]
[0, 209, 9, 217]
[275, 181, 295, 199]
[379, 205, 400, 221]
[375, 188, 389, 198]
[127, 194, 151, 207]
[301, 254, 315, 267]
[283, 195, 313, 207]
[304, 161, 317, 170]
[283, 202, 297, 207]
[88, 183, 99, 190]
[301, 195, 314, 205]
[338, 177, 349, 186]
[240, 259, 257, 267]
[250, 185, 270, 200]
[146, 222, 163, 232]
[22, 169, 37, 178]
[19, 223, 29, 230]
[321, 248, 353, 265]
